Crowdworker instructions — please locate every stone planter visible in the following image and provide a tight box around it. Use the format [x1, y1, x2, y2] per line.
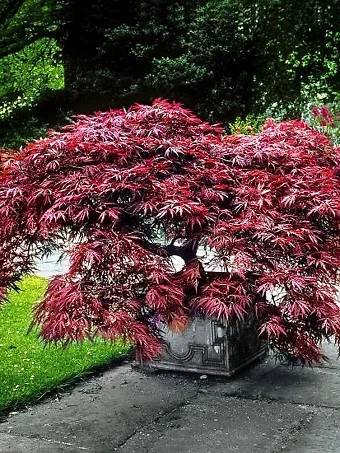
[149, 316, 267, 377]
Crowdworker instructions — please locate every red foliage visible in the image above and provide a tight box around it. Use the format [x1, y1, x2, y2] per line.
[1, 99, 340, 363]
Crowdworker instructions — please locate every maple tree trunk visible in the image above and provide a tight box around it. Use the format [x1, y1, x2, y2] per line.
[164, 238, 199, 264]
[135, 236, 200, 264]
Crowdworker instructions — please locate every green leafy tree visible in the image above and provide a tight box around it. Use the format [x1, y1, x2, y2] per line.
[0, 0, 64, 147]
[0, 0, 61, 59]
[60, 0, 201, 109]
[149, 0, 256, 123]
[252, 0, 340, 114]
[0, 39, 63, 120]
[1, 0, 340, 138]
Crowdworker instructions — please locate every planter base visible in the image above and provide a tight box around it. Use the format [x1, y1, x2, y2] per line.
[147, 317, 267, 377]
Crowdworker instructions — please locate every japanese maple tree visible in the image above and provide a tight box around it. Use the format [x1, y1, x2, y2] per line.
[0, 98, 340, 363]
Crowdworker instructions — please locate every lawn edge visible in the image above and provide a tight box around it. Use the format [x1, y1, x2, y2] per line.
[0, 348, 133, 420]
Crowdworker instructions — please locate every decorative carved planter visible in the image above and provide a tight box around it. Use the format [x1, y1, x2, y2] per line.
[149, 316, 267, 377]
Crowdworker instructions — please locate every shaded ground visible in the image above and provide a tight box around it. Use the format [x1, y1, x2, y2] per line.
[0, 343, 340, 452]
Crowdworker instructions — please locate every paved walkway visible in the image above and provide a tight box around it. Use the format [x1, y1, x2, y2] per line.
[0, 342, 340, 452]
[11, 258, 340, 451]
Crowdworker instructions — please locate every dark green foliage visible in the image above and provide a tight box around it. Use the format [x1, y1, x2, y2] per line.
[0, 115, 50, 149]
[60, 0, 340, 123]
[149, 1, 256, 123]
[252, 0, 340, 114]
[1, 0, 340, 143]
[60, 0, 256, 121]
[60, 1, 201, 108]
[0, 89, 68, 149]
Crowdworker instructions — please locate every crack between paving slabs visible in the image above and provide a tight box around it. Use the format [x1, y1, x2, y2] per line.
[0, 431, 93, 451]
[218, 391, 340, 411]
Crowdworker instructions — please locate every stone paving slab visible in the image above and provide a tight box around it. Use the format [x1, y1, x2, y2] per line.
[206, 343, 340, 408]
[117, 394, 313, 453]
[281, 408, 340, 453]
[0, 365, 199, 452]
[235, 365, 340, 408]
[1, 345, 340, 452]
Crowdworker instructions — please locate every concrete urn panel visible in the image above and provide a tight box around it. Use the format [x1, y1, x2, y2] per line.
[150, 317, 268, 377]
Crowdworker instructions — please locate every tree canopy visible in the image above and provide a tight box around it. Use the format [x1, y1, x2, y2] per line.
[1, 99, 340, 363]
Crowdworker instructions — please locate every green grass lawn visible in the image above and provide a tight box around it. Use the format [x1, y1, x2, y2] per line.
[0, 276, 130, 411]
